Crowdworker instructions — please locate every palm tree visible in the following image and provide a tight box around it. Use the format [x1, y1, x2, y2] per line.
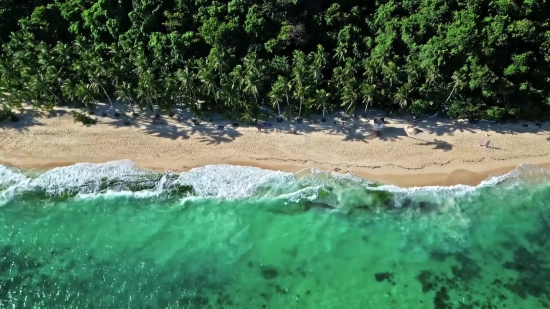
[444, 71, 464, 106]
[293, 81, 308, 119]
[116, 82, 136, 117]
[308, 44, 327, 84]
[89, 55, 117, 116]
[197, 60, 219, 107]
[75, 82, 97, 111]
[382, 61, 398, 87]
[394, 84, 411, 108]
[291, 50, 308, 119]
[360, 82, 376, 115]
[244, 73, 259, 104]
[269, 76, 286, 119]
[243, 52, 260, 77]
[230, 65, 246, 92]
[363, 59, 378, 84]
[341, 78, 358, 115]
[208, 47, 225, 76]
[333, 42, 347, 64]
[176, 66, 199, 113]
[136, 70, 159, 117]
[315, 89, 330, 121]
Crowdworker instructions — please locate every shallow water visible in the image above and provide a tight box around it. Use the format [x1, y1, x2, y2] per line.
[1, 161, 550, 308]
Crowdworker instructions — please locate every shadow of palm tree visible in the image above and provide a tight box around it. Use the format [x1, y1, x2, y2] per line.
[409, 136, 453, 151]
[140, 120, 190, 140]
[0, 110, 44, 131]
[192, 126, 242, 145]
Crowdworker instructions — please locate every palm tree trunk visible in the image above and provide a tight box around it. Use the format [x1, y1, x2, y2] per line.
[364, 100, 370, 115]
[285, 92, 290, 117]
[99, 83, 115, 110]
[298, 98, 303, 118]
[345, 101, 354, 115]
[444, 81, 459, 105]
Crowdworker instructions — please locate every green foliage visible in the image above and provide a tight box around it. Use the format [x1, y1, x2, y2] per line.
[71, 111, 96, 125]
[0, 0, 549, 120]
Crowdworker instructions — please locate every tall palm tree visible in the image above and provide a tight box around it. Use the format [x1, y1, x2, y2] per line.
[136, 70, 158, 117]
[268, 76, 287, 119]
[90, 55, 117, 115]
[394, 84, 411, 108]
[176, 66, 198, 113]
[341, 78, 358, 115]
[243, 72, 259, 107]
[116, 82, 136, 116]
[360, 82, 376, 115]
[197, 60, 219, 107]
[291, 50, 308, 119]
[315, 89, 330, 121]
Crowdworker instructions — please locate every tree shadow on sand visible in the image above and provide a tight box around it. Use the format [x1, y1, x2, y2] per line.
[408, 136, 453, 151]
[140, 120, 190, 140]
[412, 117, 550, 137]
[190, 123, 242, 145]
[0, 110, 45, 132]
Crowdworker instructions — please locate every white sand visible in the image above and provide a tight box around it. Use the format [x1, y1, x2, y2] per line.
[1, 104, 549, 187]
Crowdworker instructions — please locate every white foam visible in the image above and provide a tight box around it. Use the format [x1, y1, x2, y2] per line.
[0, 160, 548, 206]
[172, 164, 294, 199]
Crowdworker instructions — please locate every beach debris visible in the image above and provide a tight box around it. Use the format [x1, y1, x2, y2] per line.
[289, 128, 296, 134]
[334, 167, 341, 171]
[405, 125, 422, 136]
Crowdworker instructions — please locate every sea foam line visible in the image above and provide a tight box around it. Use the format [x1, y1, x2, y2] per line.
[0, 160, 548, 203]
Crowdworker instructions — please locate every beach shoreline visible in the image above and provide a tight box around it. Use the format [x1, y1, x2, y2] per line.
[1, 105, 549, 187]
[1, 153, 549, 188]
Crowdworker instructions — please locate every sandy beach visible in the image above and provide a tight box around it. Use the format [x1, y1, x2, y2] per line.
[1, 104, 549, 187]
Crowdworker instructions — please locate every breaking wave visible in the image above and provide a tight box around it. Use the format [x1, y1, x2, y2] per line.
[0, 160, 549, 210]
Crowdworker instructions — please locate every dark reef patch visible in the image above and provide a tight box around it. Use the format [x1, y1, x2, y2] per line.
[374, 272, 394, 283]
[259, 265, 280, 280]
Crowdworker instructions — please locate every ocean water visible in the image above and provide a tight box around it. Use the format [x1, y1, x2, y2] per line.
[0, 161, 550, 309]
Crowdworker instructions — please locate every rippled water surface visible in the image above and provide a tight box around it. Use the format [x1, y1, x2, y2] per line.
[0, 161, 549, 308]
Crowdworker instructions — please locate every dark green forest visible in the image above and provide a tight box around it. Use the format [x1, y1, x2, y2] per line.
[1, 0, 550, 123]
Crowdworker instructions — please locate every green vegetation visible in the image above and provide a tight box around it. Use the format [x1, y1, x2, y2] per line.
[71, 111, 96, 125]
[1, 0, 549, 121]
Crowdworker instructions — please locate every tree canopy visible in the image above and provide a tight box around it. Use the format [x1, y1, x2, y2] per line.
[1, 0, 550, 122]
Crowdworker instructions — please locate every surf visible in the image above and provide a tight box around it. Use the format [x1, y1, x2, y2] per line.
[0, 160, 549, 213]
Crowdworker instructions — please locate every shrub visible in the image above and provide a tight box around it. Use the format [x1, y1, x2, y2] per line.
[71, 111, 97, 125]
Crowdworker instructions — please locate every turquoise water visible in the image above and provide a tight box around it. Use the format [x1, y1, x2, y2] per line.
[1, 161, 550, 308]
